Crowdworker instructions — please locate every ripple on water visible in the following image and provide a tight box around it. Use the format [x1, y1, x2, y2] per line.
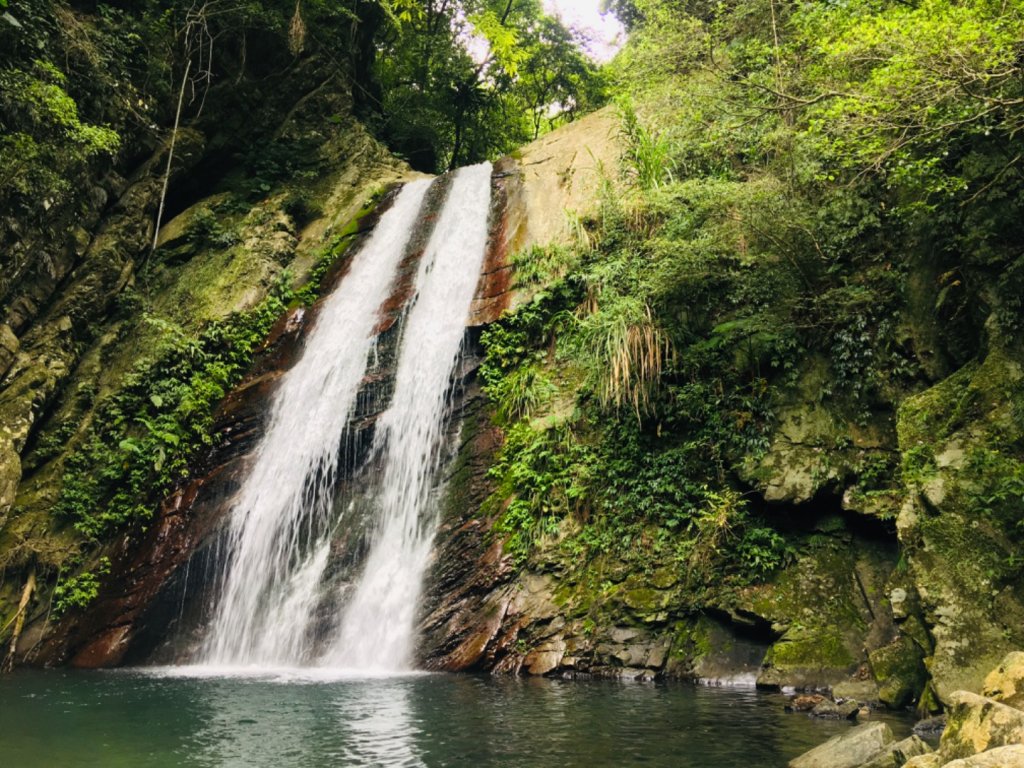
[139, 664, 435, 684]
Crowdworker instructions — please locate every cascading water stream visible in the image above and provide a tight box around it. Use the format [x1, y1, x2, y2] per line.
[195, 162, 492, 671]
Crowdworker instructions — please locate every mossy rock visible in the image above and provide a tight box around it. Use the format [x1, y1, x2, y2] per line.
[619, 581, 675, 617]
[734, 543, 897, 689]
[763, 624, 857, 684]
[896, 347, 1024, 702]
[740, 357, 897, 504]
[869, 636, 927, 709]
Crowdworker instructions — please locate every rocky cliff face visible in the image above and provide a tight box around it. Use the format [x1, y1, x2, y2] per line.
[415, 108, 1024, 716]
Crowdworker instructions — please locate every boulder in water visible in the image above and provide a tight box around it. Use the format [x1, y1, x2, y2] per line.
[788, 722, 894, 768]
[810, 699, 860, 720]
[787, 694, 825, 712]
[913, 716, 947, 739]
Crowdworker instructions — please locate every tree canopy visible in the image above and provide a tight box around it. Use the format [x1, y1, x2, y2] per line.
[369, 0, 607, 170]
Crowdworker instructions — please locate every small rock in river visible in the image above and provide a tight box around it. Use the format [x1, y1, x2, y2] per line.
[810, 699, 860, 720]
[786, 694, 825, 712]
[913, 715, 946, 738]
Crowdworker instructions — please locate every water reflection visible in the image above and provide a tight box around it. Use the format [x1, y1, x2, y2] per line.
[335, 678, 424, 767]
[189, 676, 325, 767]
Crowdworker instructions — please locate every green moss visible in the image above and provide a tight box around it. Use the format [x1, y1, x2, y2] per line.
[650, 567, 678, 589]
[53, 284, 297, 539]
[669, 619, 714, 662]
[767, 628, 856, 671]
[620, 585, 671, 613]
[897, 362, 979, 458]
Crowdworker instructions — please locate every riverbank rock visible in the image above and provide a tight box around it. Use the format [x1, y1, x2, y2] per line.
[789, 722, 895, 768]
[941, 745, 1024, 767]
[981, 652, 1024, 710]
[871, 636, 928, 709]
[937, 691, 1024, 761]
[788, 724, 937, 768]
[856, 736, 932, 768]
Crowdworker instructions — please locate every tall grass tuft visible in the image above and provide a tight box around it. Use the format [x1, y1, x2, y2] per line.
[619, 100, 675, 191]
[578, 293, 673, 420]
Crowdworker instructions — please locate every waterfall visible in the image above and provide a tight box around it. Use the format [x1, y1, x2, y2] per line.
[325, 161, 493, 670]
[196, 162, 492, 671]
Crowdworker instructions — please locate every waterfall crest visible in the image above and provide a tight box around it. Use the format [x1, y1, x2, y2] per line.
[195, 163, 492, 671]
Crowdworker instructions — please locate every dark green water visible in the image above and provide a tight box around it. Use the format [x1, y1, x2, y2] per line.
[0, 670, 914, 767]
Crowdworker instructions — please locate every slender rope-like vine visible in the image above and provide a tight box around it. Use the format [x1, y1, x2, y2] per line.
[151, 57, 191, 253]
[151, 1, 216, 252]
